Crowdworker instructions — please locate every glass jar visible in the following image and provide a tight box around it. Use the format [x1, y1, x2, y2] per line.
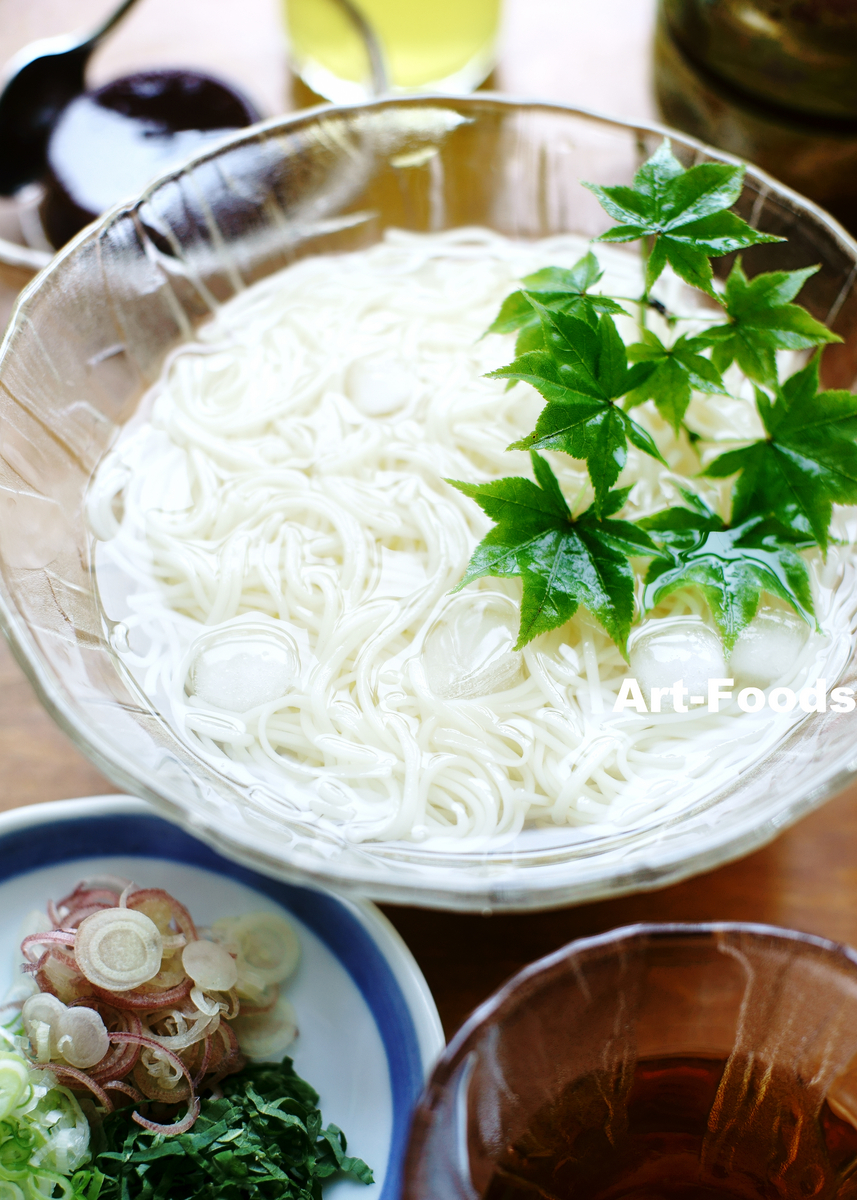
[654, 0, 857, 234]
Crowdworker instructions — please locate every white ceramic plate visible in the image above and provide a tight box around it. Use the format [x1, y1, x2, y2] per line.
[0, 794, 444, 1200]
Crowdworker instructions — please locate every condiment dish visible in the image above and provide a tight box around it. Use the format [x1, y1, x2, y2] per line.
[0, 794, 443, 1200]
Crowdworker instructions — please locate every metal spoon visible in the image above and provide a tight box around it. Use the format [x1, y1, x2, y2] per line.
[0, 0, 143, 196]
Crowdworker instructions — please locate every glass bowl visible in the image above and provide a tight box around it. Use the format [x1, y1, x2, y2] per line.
[1, 96, 857, 912]
[403, 923, 857, 1199]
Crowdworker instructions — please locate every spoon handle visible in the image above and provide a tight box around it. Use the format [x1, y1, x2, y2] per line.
[81, 0, 144, 53]
[331, 0, 389, 96]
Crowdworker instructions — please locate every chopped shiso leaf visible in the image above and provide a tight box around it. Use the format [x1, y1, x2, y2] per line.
[88, 1057, 373, 1200]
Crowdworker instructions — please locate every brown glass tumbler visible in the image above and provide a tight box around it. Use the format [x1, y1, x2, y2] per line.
[403, 924, 857, 1200]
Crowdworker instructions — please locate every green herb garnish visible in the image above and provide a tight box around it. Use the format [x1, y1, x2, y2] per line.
[453, 138, 852, 654]
[448, 453, 654, 655]
[88, 1058, 373, 1200]
[491, 306, 663, 514]
[639, 491, 816, 651]
[583, 140, 781, 295]
[704, 360, 857, 551]
[0, 1047, 93, 1199]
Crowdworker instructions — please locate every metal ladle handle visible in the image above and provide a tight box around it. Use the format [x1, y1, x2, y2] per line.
[331, 0, 390, 96]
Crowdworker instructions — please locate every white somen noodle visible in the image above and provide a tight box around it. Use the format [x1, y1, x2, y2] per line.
[88, 229, 857, 846]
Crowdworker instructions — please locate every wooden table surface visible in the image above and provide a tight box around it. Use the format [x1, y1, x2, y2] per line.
[2, 0, 857, 1044]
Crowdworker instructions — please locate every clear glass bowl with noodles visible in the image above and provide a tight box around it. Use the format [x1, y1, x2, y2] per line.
[1, 96, 856, 912]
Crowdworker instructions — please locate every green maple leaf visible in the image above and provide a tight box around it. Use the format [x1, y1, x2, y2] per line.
[486, 252, 628, 354]
[703, 359, 857, 551]
[625, 329, 727, 432]
[639, 489, 816, 650]
[583, 140, 782, 295]
[694, 258, 842, 387]
[448, 452, 656, 653]
[489, 304, 665, 514]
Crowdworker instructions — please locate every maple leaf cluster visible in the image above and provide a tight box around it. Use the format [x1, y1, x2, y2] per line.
[450, 140, 852, 656]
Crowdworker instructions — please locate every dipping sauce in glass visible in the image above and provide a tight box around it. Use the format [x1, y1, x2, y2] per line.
[485, 1055, 857, 1200]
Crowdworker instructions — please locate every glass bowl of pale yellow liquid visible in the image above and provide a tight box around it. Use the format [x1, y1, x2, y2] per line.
[285, 0, 501, 100]
[1, 97, 856, 911]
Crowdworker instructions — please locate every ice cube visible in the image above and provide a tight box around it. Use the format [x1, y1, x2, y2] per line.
[728, 606, 809, 689]
[423, 592, 523, 699]
[188, 621, 299, 713]
[629, 617, 726, 711]
[346, 356, 414, 415]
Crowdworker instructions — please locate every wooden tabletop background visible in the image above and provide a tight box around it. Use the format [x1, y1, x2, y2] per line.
[2, 0, 857, 1042]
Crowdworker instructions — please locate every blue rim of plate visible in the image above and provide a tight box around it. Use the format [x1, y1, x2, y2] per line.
[0, 798, 437, 1200]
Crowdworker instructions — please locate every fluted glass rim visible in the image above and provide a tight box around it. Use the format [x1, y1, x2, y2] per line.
[443, 921, 857, 1063]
